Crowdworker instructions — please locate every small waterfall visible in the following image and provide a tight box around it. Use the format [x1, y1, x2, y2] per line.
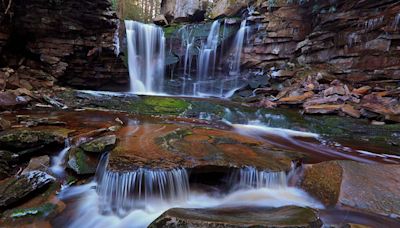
[96, 154, 190, 217]
[393, 13, 400, 30]
[230, 20, 248, 75]
[113, 20, 120, 56]
[229, 167, 288, 190]
[125, 21, 166, 94]
[50, 139, 71, 177]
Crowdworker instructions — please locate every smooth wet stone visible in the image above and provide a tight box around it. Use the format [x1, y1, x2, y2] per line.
[149, 206, 322, 227]
[108, 124, 305, 172]
[0, 127, 72, 151]
[0, 171, 55, 209]
[67, 148, 100, 175]
[301, 161, 400, 217]
[80, 134, 117, 153]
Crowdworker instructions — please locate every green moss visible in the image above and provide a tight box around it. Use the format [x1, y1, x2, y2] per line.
[129, 97, 190, 116]
[9, 203, 57, 219]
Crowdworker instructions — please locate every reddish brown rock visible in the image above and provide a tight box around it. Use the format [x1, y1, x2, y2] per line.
[304, 104, 343, 114]
[301, 161, 400, 217]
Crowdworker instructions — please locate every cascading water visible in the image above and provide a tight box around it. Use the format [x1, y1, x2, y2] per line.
[96, 154, 189, 217]
[125, 21, 166, 94]
[50, 139, 71, 177]
[229, 167, 288, 190]
[230, 20, 248, 75]
[194, 20, 221, 96]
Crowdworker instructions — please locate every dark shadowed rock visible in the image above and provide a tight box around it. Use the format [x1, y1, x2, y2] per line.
[0, 127, 71, 151]
[0, 171, 54, 209]
[149, 206, 323, 227]
[67, 148, 100, 175]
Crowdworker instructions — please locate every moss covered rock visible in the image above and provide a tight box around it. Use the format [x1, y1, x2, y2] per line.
[67, 148, 100, 175]
[80, 134, 117, 153]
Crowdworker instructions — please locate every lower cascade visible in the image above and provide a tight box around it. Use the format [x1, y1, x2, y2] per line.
[96, 155, 189, 217]
[229, 167, 288, 190]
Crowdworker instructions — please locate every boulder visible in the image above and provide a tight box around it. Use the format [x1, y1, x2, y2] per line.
[301, 161, 400, 217]
[149, 206, 323, 227]
[80, 134, 117, 153]
[67, 148, 100, 175]
[0, 171, 54, 209]
[161, 0, 209, 22]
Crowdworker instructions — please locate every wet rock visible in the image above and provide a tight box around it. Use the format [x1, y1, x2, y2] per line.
[80, 134, 117, 153]
[67, 148, 99, 175]
[0, 128, 71, 151]
[279, 92, 314, 105]
[360, 93, 400, 122]
[149, 206, 323, 227]
[301, 161, 400, 217]
[22, 156, 50, 174]
[108, 125, 305, 172]
[0, 171, 55, 209]
[341, 104, 361, 118]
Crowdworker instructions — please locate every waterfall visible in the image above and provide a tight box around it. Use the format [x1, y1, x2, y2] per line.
[50, 139, 71, 177]
[229, 167, 288, 190]
[230, 20, 248, 75]
[96, 154, 189, 217]
[194, 20, 221, 95]
[393, 13, 400, 30]
[113, 20, 120, 56]
[125, 21, 166, 94]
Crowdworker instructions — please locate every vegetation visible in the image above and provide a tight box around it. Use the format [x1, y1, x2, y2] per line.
[110, 0, 161, 22]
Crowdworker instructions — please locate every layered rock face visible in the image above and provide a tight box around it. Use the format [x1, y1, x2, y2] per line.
[244, 0, 400, 85]
[0, 0, 128, 89]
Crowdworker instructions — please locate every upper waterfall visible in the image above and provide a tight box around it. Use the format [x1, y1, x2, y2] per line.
[125, 21, 166, 94]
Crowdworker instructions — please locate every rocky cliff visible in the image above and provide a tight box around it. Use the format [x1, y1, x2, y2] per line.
[244, 0, 400, 85]
[0, 0, 128, 90]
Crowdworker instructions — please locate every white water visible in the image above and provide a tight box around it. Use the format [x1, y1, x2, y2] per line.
[50, 139, 71, 177]
[125, 21, 166, 94]
[229, 167, 288, 190]
[230, 20, 248, 75]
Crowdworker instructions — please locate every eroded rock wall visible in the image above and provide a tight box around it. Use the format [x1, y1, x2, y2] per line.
[0, 0, 128, 89]
[245, 0, 400, 85]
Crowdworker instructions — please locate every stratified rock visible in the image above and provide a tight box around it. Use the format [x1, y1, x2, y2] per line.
[161, 0, 209, 22]
[0, 171, 54, 209]
[67, 148, 100, 175]
[80, 134, 117, 153]
[301, 161, 400, 217]
[0, 128, 71, 151]
[149, 206, 323, 227]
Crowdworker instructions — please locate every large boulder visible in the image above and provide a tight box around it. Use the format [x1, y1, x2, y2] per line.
[208, 0, 253, 19]
[0, 171, 54, 209]
[300, 161, 400, 217]
[80, 134, 117, 153]
[161, 0, 209, 23]
[67, 148, 101, 175]
[149, 206, 323, 227]
[0, 91, 28, 110]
